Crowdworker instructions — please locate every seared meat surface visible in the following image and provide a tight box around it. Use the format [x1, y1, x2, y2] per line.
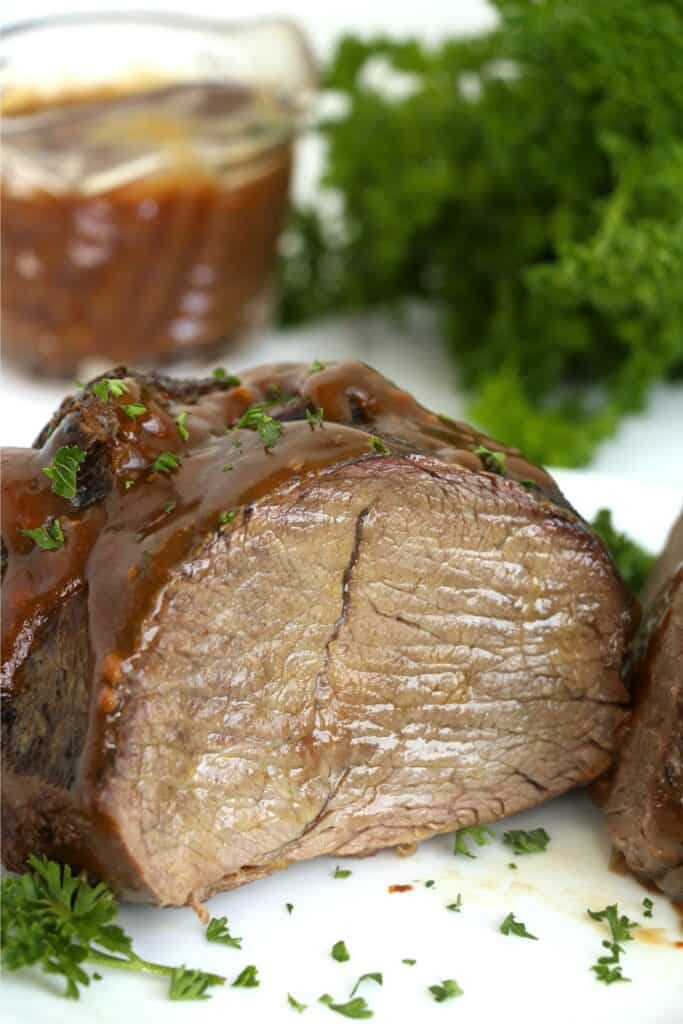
[606, 510, 683, 901]
[1, 362, 635, 905]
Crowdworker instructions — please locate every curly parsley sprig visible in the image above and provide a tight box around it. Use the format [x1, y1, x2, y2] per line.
[0, 857, 224, 1001]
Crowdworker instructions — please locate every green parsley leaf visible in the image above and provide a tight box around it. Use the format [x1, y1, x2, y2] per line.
[164, 502, 176, 514]
[213, 368, 241, 385]
[402, 959, 416, 966]
[286, 903, 294, 915]
[428, 978, 463, 1002]
[500, 912, 538, 940]
[150, 452, 182, 475]
[350, 973, 382, 997]
[175, 412, 189, 442]
[309, 359, 326, 374]
[590, 509, 656, 593]
[331, 940, 350, 963]
[502, 828, 551, 855]
[319, 994, 373, 1018]
[473, 445, 506, 475]
[453, 826, 495, 858]
[587, 905, 638, 945]
[220, 510, 237, 525]
[0, 856, 225, 1001]
[368, 435, 390, 455]
[232, 964, 259, 988]
[642, 898, 653, 918]
[236, 403, 283, 450]
[508, 863, 518, 870]
[205, 916, 242, 949]
[20, 518, 65, 551]
[43, 446, 87, 501]
[446, 894, 462, 913]
[121, 403, 146, 420]
[169, 966, 223, 1001]
[333, 866, 352, 879]
[288, 993, 308, 1012]
[92, 378, 129, 402]
[591, 962, 630, 985]
[306, 407, 325, 429]
[223, 463, 233, 472]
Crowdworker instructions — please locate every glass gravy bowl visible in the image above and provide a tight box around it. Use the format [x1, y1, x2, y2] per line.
[1, 14, 316, 378]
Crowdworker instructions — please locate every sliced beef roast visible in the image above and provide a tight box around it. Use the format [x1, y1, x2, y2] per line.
[605, 509, 683, 901]
[1, 362, 636, 906]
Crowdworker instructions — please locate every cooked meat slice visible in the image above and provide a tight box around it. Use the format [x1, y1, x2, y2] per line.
[605, 510, 683, 901]
[1, 362, 635, 905]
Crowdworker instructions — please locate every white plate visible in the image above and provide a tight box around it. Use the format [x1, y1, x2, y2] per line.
[2, 462, 682, 1024]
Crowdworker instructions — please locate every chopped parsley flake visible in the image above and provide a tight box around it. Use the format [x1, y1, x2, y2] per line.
[402, 959, 416, 966]
[319, 994, 372, 1019]
[428, 979, 463, 1003]
[453, 826, 495, 858]
[164, 502, 176, 515]
[587, 904, 638, 982]
[43, 445, 87, 501]
[175, 412, 189, 442]
[288, 993, 308, 1012]
[474, 444, 506, 475]
[350, 973, 382, 998]
[446, 894, 462, 913]
[236, 403, 283, 450]
[642, 898, 653, 918]
[150, 452, 182, 475]
[368, 435, 390, 455]
[500, 912, 538, 940]
[424, 880, 435, 888]
[223, 463, 233, 472]
[169, 967, 222, 1001]
[205, 916, 241, 949]
[286, 903, 294, 915]
[306, 407, 325, 429]
[121, 403, 146, 420]
[331, 940, 350, 962]
[232, 965, 259, 988]
[309, 359, 326, 374]
[213, 368, 241, 385]
[333, 866, 352, 879]
[20, 518, 65, 551]
[503, 828, 551, 855]
[220, 511, 237, 525]
[92, 378, 129, 402]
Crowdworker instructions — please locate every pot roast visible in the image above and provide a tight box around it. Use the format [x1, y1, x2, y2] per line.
[605, 509, 683, 901]
[1, 361, 636, 906]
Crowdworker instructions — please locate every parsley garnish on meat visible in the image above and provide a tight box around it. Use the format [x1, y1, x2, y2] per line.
[232, 965, 260, 988]
[473, 445, 506, 476]
[306, 407, 325, 429]
[92, 378, 129, 402]
[236, 403, 283, 450]
[350, 973, 382, 997]
[220, 510, 237, 525]
[0, 857, 224, 1000]
[453, 826, 495, 858]
[205, 916, 242, 949]
[428, 979, 463, 1002]
[333, 866, 352, 879]
[368, 436, 390, 455]
[121, 403, 146, 420]
[175, 412, 189, 442]
[163, 502, 176, 515]
[500, 913, 538, 940]
[20, 518, 65, 551]
[503, 828, 550, 855]
[319, 994, 373, 1018]
[288, 993, 308, 1012]
[150, 452, 182, 475]
[43, 445, 87, 500]
[590, 509, 656, 593]
[213, 368, 241, 385]
[587, 904, 638, 984]
[332, 940, 350, 962]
